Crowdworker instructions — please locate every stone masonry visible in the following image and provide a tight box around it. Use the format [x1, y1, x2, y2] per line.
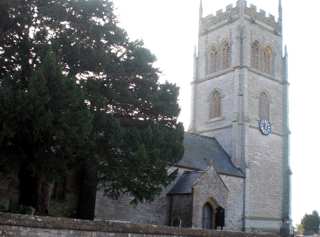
[0, 212, 280, 237]
[190, 0, 290, 232]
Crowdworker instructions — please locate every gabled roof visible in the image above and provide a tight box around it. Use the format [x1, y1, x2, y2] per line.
[176, 133, 244, 178]
[168, 171, 203, 195]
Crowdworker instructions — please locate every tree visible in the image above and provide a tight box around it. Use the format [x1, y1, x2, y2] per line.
[0, 51, 92, 214]
[301, 211, 320, 235]
[0, 0, 184, 217]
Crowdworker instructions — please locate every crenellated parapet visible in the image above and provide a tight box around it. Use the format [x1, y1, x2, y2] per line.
[200, 0, 280, 34]
[244, 4, 278, 29]
[201, 3, 240, 33]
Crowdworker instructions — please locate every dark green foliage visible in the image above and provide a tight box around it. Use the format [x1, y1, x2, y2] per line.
[0, 0, 184, 215]
[301, 211, 320, 235]
[0, 51, 92, 213]
[0, 52, 92, 173]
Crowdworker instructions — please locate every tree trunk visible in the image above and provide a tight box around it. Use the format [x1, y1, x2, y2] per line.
[18, 165, 37, 208]
[36, 175, 52, 215]
[77, 159, 98, 220]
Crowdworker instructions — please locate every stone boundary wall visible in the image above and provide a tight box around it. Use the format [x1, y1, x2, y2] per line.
[0, 212, 279, 237]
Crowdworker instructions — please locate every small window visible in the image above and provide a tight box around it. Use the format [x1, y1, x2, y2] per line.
[259, 92, 270, 120]
[202, 203, 214, 229]
[210, 91, 221, 119]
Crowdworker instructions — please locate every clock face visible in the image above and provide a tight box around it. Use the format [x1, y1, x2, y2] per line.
[259, 119, 272, 136]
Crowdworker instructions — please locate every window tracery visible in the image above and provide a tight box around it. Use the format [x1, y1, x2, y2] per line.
[251, 41, 260, 70]
[207, 40, 231, 74]
[251, 41, 273, 75]
[208, 47, 219, 74]
[263, 46, 273, 74]
[222, 42, 231, 69]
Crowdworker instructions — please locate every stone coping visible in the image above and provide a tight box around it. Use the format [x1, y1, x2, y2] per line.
[0, 212, 278, 237]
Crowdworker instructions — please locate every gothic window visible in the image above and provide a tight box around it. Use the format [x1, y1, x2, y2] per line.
[263, 46, 273, 74]
[221, 42, 231, 69]
[251, 41, 260, 70]
[208, 47, 219, 74]
[210, 91, 221, 119]
[202, 203, 214, 229]
[259, 92, 270, 120]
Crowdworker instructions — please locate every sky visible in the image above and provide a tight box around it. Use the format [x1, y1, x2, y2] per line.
[112, 0, 320, 226]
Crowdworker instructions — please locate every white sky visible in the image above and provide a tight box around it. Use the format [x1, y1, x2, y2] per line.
[112, 0, 320, 226]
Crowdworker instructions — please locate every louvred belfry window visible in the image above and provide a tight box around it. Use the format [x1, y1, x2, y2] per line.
[263, 47, 273, 74]
[251, 41, 260, 70]
[222, 42, 231, 69]
[208, 47, 219, 73]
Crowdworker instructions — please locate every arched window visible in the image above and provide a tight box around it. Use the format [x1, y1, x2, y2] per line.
[222, 42, 231, 69]
[202, 203, 214, 229]
[210, 91, 221, 119]
[259, 92, 270, 120]
[208, 47, 219, 74]
[251, 41, 260, 70]
[263, 46, 273, 74]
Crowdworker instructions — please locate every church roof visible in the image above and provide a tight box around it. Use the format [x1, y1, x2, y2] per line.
[168, 171, 203, 195]
[176, 133, 244, 178]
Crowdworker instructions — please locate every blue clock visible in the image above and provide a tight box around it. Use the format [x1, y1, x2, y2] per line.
[259, 119, 272, 136]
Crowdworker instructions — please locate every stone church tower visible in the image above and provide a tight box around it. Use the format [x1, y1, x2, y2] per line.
[190, 0, 290, 232]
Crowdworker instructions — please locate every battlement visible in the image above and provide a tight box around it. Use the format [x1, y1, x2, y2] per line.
[245, 3, 277, 28]
[201, 3, 240, 30]
[200, 0, 279, 33]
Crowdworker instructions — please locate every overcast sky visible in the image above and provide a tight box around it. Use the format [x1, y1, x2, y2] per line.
[112, 0, 320, 226]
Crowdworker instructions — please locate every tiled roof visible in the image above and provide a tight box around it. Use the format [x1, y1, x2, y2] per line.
[168, 171, 203, 195]
[177, 133, 244, 178]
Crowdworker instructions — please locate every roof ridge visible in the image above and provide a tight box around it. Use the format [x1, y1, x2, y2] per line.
[184, 132, 245, 178]
[184, 170, 204, 175]
[185, 132, 219, 141]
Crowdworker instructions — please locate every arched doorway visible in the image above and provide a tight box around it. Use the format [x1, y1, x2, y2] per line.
[202, 203, 214, 229]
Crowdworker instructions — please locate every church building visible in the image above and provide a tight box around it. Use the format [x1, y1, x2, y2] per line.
[95, 0, 291, 233]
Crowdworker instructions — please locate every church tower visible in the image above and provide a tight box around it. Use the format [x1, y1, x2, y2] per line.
[190, 0, 290, 232]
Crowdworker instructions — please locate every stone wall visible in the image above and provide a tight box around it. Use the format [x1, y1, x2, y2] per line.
[95, 190, 169, 225]
[95, 169, 186, 225]
[192, 166, 228, 229]
[0, 212, 280, 237]
[220, 175, 244, 231]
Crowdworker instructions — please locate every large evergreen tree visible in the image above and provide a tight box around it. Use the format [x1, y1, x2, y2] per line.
[0, 0, 184, 216]
[0, 51, 92, 214]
